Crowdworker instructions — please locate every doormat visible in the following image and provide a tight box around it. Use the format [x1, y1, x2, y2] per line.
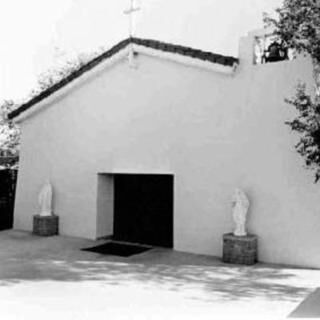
[82, 241, 152, 257]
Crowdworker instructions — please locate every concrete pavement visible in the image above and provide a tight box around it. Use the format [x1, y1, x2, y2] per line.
[0, 230, 319, 319]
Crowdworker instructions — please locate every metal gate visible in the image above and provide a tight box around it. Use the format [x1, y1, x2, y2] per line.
[0, 170, 17, 230]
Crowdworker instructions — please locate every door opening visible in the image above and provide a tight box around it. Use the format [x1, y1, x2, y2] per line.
[113, 174, 173, 248]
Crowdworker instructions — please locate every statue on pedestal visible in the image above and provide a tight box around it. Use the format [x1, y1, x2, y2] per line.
[38, 181, 53, 217]
[232, 188, 249, 236]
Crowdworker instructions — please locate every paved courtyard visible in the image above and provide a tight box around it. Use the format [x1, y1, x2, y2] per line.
[0, 230, 319, 319]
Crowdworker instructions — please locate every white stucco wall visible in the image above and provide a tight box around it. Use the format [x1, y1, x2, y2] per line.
[13, 32, 319, 268]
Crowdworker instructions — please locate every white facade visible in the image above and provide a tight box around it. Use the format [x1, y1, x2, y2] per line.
[13, 31, 319, 268]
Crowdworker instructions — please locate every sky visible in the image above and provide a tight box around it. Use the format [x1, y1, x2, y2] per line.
[0, 0, 282, 102]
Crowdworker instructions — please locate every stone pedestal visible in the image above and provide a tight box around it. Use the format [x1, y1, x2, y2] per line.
[33, 215, 59, 236]
[222, 233, 258, 265]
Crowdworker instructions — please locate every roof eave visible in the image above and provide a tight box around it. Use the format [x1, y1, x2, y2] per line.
[9, 37, 239, 122]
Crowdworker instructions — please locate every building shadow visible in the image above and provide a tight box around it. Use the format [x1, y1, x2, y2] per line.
[288, 287, 320, 318]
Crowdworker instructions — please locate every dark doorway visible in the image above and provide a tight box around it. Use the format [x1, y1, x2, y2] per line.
[113, 174, 173, 248]
[0, 170, 17, 230]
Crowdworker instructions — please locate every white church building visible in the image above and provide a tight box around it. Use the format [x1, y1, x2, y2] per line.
[9, 29, 319, 268]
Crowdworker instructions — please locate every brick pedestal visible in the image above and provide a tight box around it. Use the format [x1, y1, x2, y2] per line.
[33, 215, 59, 236]
[222, 233, 258, 265]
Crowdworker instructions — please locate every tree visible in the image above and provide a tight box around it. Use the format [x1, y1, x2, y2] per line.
[0, 100, 20, 167]
[0, 46, 105, 168]
[29, 47, 105, 98]
[265, 0, 320, 181]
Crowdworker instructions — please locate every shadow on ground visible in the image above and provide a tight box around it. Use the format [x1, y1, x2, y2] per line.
[0, 230, 316, 308]
[288, 287, 320, 318]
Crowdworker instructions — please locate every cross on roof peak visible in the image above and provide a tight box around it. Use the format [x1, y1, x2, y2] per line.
[124, 0, 141, 38]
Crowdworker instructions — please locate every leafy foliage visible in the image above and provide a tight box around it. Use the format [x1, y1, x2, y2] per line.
[266, 0, 320, 181]
[0, 100, 20, 164]
[264, 0, 320, 63]
[29, 49, 104, 99]
[0, 47, 105, 168]
[285, 84, 320, 181]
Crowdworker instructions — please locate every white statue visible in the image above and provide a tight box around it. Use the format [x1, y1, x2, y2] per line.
[232, 188, 249, 236]
[38, 181, 53, 217]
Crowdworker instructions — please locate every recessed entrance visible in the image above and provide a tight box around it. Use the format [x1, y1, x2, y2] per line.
[113, 174, 173, 248]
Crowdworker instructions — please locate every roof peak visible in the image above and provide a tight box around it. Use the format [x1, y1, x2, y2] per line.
[8, 37, 238, 121]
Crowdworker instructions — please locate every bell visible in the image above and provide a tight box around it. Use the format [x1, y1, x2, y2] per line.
[265, 41, 288, 63]
[267, 42, 281, 62]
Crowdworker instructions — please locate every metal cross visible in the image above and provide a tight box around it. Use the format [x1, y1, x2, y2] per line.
[124, 0, 141, 38]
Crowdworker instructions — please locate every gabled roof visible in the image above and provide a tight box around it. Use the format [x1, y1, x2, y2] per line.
[8, 37, 239, 121]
